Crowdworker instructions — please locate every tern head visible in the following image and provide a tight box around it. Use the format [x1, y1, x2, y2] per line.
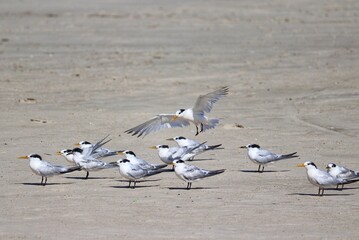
[18, 154, 42, 161]
[57, 149, 72, 156]
[72, 148, 83, 155]
[240, 144, 260, 149]
[119, 159, 131, 164]
[297, 161, 317, 169]
[171, 109, 185, 121]
[326, 163, 336, 170]
[121, 150, 136, 157]
[76, 141, 92, 148]
[173, 159, 185, 166]
[150, 145, 169, 150]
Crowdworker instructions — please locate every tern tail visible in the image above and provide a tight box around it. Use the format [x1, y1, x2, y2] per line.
[205, 144, 223, 150]
[279, 152, 298, 159]
[206, 169, 226, 177]
[60, 166, 81, 174]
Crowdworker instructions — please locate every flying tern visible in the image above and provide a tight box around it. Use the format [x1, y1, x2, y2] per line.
[172, 160, 225, 189]
[297, 161, 359, 196]
[115, 159, 165, 188]
[118, 150, 168, 170]
[167, 136, 222, 160]
[240, 144, 298, 172]
[125, 86, 229, 137]
[18, 154, 81, 185]
[326, 163, 359, 190]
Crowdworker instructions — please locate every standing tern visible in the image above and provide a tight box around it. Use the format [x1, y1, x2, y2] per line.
[125, 86, 229, 137]
[18, 154, 81, 185]
[240, 144, 298, 172]
[72, 148, 118, 179]
[57, 149, 75, 164]
[118, 150, 168, 170]
[167, 136, 222, 161]
[173, 160, 225, 189]
[297, 161, 359, 196]
[75, 138, 120, 159]
[115, 159, 165, 188]
[326, 163, 359, 190]
[150, 142, 207, 165]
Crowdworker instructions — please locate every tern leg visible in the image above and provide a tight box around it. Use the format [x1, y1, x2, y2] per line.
[133, 181, 136, 189]
[257, 165, 261, 172]
[186, 182, 192, 190]
[40, 176, 44, 185]
[200, 123, 204, 133]
[341, 184, 344, 190]
[85, 171, 89, 179]
[195, 125, 199, 136]
[128, 181, 131, 188]
[336, 184, 339, 190]
[261, 166, 265, 173]
[44, 177, 47, 186]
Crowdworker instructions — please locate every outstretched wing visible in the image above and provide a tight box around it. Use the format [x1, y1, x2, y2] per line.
[193, 86, 229, 114]
[125, 114, 191, 137]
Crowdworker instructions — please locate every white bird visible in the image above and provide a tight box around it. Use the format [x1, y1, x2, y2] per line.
[118, 150, 168, 170]
[240, 144, 298, 172]
[167, 136, 222, 160]
[297, 161, 359, 196]
[125, 86, 229, 137]
[75, 136, 120, 159]
[150, 143, 206, 165]
[57, 149, 75, 164]
[326, 163, 359, 190]
[18, 154, 81, 185]
[173, 160, 225, 189]
[72, 148, 118, 179]
[115, 159, 165, 188]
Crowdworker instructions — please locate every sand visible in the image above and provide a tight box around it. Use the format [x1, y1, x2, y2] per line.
[1, 0, 359, 239]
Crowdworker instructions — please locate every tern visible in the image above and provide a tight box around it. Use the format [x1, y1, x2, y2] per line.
[72, 148, 118, 179]
[115, 159, 165, 188]
[240, 144, 298, 172]
[125, 86, 229, 137]
[75, 137, 120, 159]
[150, 142, 207, 165]
[297, 161, 359, 196]
[57, 149, 75, 164]
[167, 136, 222, 160]
[173, 160, 225, 189]
[118, 150, 168, 170]
[18, 154, 81, 185]
[326, 163, 359, 190]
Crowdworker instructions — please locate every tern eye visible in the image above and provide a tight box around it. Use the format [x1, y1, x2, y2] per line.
[331, 163, 336, 167]
[249, 144, 260, 149]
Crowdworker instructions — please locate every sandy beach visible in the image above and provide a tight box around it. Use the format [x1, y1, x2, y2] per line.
[1, 0, 359, 239]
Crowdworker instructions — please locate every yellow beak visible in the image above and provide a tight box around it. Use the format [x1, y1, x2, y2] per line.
[149, 146, 157, 149]
[296, 163, 305, 167]
[117, 151, 124, 155]
[18, 156, 28, 159]
[56, 151, 62, 155]
[171, 116, 178, 122]
[74, 143, 81, 147]
[239, 146, 247, 149]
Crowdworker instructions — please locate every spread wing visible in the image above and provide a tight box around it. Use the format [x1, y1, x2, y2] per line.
[193, 86, 229, 114]
[125, 114, 191, 137]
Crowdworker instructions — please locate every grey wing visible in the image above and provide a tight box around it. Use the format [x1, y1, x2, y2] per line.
[315, 171, 339, 185]
[182, 164, 206, 181]
[258, 149, 277, 162]
[125, 114, 191, 137]
[193, 86, 229, 113]
[128, 165, 147, 179]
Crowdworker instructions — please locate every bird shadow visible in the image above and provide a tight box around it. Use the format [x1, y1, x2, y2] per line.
[65, 176, 116, 180]
[168, 186, 217, 190]
[239, 169, 290, 173]
[188, 158, 216, 162]
[288, 192, 354, 197]
[114, 179, 162, 183]
[20, 182, 74, 186]
[110, 184, 160, 189]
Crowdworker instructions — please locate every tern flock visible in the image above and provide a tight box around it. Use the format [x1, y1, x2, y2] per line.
[18, 86, 359, 195]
